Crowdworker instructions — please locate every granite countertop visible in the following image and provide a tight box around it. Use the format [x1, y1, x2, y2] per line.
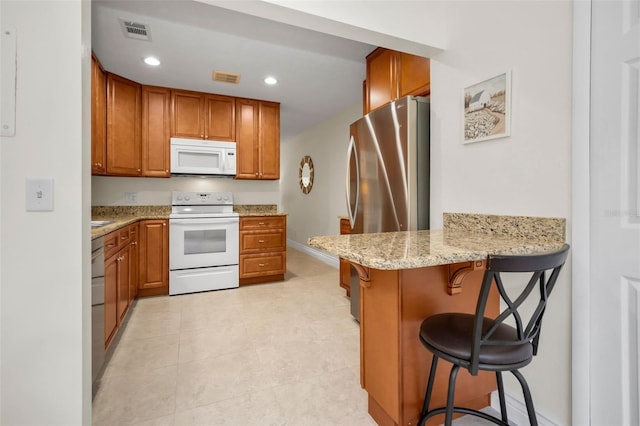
[308, 213, 566, 270]
[234, 204, 287, 217]
[92, 204, 287, 239]
[91, 206, 170, 239]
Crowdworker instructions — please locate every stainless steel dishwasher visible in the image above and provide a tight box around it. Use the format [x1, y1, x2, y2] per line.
[91, 237, 105, 389]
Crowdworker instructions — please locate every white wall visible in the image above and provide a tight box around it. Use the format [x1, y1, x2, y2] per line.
[0, 1, 91, 424]
[280, 102, 361, 248]
[92, 176, 280, 206]
[430, 3, 572, 423]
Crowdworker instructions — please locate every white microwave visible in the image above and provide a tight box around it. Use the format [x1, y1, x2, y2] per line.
[170, 138, 236, 176]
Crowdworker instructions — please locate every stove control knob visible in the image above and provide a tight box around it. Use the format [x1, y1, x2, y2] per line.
[177, 196, 183, 201]
[217, 196, 222, 201]
[223, 196, 229, 201]
[185, 196, 190, 201]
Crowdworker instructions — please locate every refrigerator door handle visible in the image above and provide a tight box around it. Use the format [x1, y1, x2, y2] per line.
[345, 135, 360, 229]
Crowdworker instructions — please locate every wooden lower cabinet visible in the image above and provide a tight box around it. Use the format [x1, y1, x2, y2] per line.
[116, 245, 131, 324]
[239, 215, 286, 285]
[339, 218, 351, 296]
[129, 224, 139, 301]
[104, 251, 118, 349]
[104, 225, 133, 350]
[138, 219, 169, 297]
[359, 265, 498, 426]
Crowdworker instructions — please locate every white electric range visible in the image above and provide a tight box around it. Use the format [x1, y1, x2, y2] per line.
[169, 191, 239, 295]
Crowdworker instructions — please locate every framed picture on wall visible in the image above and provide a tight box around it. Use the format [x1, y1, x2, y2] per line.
[463, 70, 511, 144]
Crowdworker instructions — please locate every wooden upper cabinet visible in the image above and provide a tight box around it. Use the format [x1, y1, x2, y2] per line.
[141, 86, 170, 177]
[365, 47, 430, 113]
[204, 94, 235, 141]
[398, 53, 431, 99]
[171, 89, 204, 139]
[91, 54, 107, 175]
[235, 98, 259, 179]
[259, 101, 280, 180]
[367, 48, 397, 113]
[235, 99, 280, 180]
[107, 73, 141, 176]
[171, 90, 235, 141]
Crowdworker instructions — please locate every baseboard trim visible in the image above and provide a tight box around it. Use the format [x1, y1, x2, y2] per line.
[491, 391, 558, 426]
[287, 239, 339, 269]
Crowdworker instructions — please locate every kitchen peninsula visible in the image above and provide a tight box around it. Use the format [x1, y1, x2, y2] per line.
[309, 213, 566, 426]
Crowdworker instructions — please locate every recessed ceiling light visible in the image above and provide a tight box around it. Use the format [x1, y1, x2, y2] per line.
[264, 76, 278, 85]
[143, 56, 160, 66]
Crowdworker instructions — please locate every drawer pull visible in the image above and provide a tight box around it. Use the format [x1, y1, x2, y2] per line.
[258, 263, 268, 267]
[121, 236, 128, 240]
[106, 243, 115, 248]
[258, 222, 266, 225]
[258, 240, 266, 243]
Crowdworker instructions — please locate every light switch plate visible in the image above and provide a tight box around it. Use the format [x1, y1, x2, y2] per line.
[26, 178, 54, 211]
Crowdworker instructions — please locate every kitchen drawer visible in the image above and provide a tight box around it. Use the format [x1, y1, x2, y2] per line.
[240, 216, 285, 230]
[240, 230, 285, 253]
[240, 252, 286, 278]
[103, 224, 133, 258]
[118, 227, 131, 246]
[104, 230, 120, 258]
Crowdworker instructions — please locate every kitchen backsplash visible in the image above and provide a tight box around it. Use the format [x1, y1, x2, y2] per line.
[92, 176, 280, 206]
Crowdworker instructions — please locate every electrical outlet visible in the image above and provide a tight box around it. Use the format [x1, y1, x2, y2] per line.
[125, 192, 138, 204]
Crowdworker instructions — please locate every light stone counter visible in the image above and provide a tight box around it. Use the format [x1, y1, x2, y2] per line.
[91, 205, 170, 239]
[234, 204, 287, 216]
[310, 213, 567, 426]
[308, 213, 566, 270]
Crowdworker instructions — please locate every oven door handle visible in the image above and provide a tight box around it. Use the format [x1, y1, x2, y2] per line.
[169, 219, 239, 226]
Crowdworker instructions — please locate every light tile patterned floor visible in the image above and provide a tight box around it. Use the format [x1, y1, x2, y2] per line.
[92, 248, 374, 426]
[92, 248, 494, 426]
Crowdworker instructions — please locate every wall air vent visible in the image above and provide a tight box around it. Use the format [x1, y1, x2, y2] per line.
[212, 70, 241, 84]
[119, 18, 151, 41]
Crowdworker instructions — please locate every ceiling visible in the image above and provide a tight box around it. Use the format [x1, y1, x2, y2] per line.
[92, 0, 375, 140]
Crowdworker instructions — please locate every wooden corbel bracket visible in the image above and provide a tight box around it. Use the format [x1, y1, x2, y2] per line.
[350, 263, 371, 288]
[447, 260, 486, 295]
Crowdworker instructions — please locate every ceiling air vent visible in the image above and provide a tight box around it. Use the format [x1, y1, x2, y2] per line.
[212, 70, 241, 84]
[119, 18, 151, 41]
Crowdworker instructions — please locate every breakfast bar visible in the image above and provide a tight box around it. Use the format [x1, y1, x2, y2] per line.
[309, 213, 566, 426]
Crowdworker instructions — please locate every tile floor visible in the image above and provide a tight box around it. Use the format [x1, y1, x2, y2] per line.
[92, 248, 494, 426]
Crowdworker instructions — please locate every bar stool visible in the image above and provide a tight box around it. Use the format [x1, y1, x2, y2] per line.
[417, 244, 570, 426]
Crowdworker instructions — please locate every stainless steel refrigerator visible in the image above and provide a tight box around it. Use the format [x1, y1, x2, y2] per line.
[345, 96, 430, 320]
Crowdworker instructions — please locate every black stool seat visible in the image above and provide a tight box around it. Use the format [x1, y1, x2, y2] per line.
[420, 313, 533, 369]
[417, 244, 570, 426]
